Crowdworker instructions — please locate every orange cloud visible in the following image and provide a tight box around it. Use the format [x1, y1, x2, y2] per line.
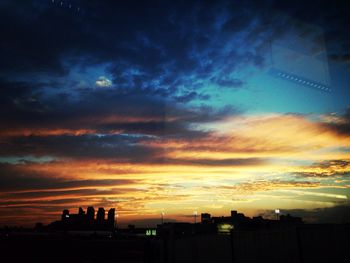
[1, 112, 350, 226]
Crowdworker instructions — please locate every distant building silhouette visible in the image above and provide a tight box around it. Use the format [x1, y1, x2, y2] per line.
[50, 206, 116, 231]
[107, 208, 115, 229]
[97, 208, 105, 224]
[61, 209, 69, 221]
[78, 207, 85, 216]
[280, 213, 303, 224]
[51, 207, 302, 233]
[158, 209, 304, 238]
[211, 210, 303, 232]
[201, 213, 211, 224]
[86, 206, 95, 221]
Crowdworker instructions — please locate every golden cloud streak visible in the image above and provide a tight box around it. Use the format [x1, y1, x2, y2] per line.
[1, 112, 349, 225]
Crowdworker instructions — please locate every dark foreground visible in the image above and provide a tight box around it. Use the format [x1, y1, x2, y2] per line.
[1, 224, 349, 263]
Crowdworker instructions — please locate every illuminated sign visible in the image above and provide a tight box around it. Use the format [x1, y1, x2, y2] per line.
[217, 223, 233, 234]
[146, 229, 157, 236]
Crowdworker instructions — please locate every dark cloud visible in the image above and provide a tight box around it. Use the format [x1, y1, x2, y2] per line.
[0, 73, 237, 136]
[295, 159, 350, 177]
[174, 91, 210, 103]
[213, 77, 244, 89]
[323, 109, 350, 136]
[1, 0, 347, 135]
[0, 135, 266, 166]
[161, 157, 266, 167]
[0, 0, 292, 104]
[0, 188, 143, 202]
[219, 180, 320, 194]
[0, 100, 236, 161]
[1, 0, 348, 80]
[0, 78, 46, 119]
[0, 134, 160, 161]
[0, 198, 91, 207]
[0, 73, 238, 162]
[316, 160, 350, 169]
[0, 163, 137, 191]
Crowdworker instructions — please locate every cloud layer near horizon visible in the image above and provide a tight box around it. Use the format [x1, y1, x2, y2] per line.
[1, 110, 349, 226]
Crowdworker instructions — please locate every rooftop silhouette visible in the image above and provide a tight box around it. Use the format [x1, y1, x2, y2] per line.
[46, 207, 303, 235]
[49, 206, 116, 231]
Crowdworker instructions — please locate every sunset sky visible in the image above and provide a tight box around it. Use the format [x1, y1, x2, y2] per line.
[1, 0, 350, 227]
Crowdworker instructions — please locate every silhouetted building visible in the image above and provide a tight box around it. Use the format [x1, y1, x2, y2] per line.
[52, 207, 303, 233]
[280, 213, 303, 224]
[231, 210, 248, 222]
[107, 208, 115, 229]
[50, 206, 116, 231]
[209, 209, 304, 232]
[231, 210, 237, 218]
[201, 213, 211, 224]
[61, 209, 69, 221]
[97, 207, 105, 224]
[78, 207, 85, 216]
[86, 206, 95, 221]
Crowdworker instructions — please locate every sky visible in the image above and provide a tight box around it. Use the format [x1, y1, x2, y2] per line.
[0, 0, 350, 227]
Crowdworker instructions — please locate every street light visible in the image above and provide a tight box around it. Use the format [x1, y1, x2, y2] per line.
[275, 209, 280, 220]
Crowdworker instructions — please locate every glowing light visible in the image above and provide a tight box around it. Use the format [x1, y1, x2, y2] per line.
[95, 76, 112, 88]
[217, 223, 234, 234]
[146, 229, 157, 236]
